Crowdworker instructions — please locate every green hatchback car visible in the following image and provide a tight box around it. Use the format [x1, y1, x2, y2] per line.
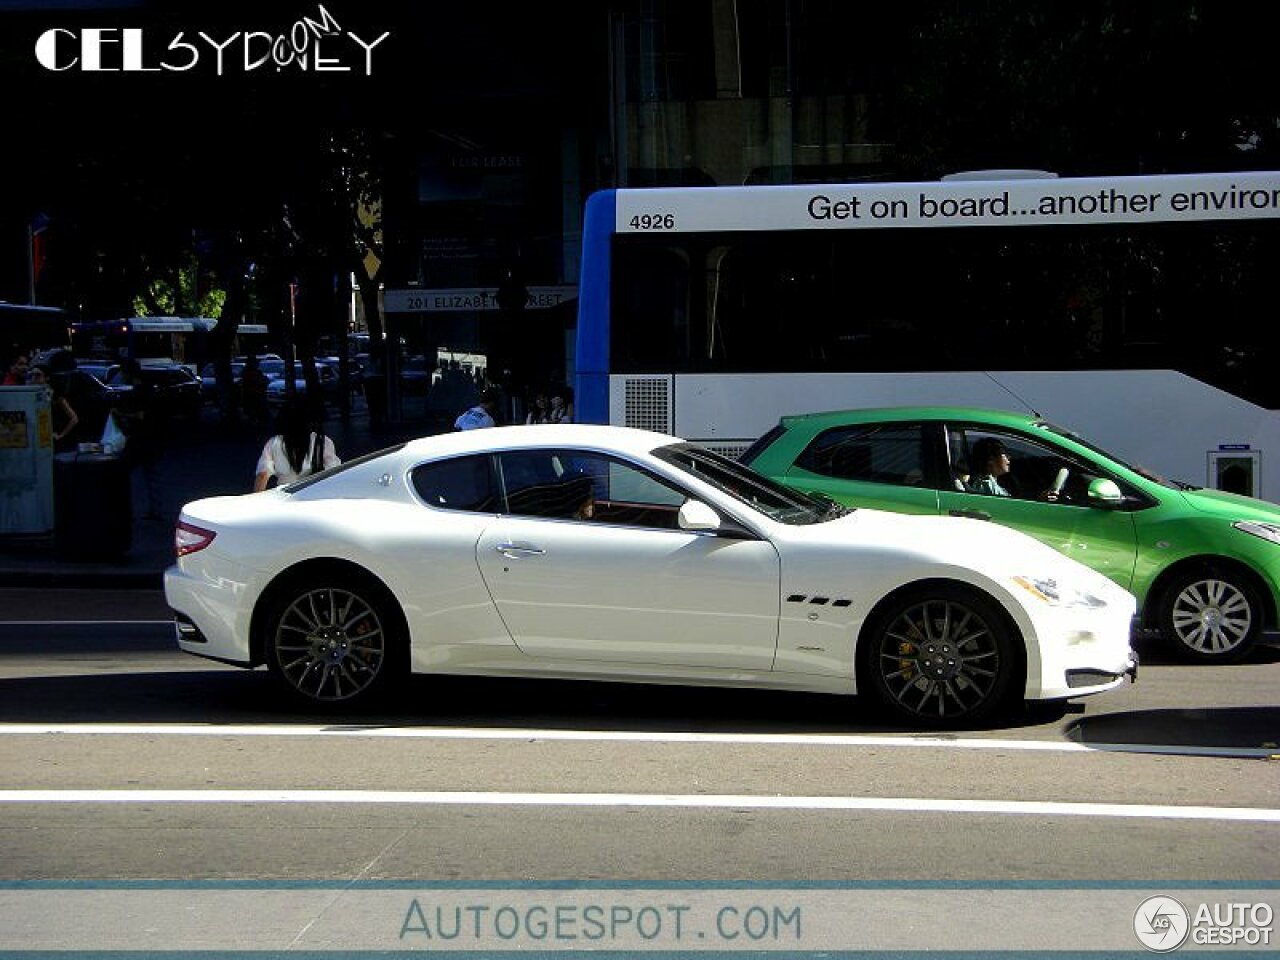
[742, 406, 1280, 663]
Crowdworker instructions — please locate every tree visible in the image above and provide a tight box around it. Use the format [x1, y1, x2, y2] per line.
[891, 1, 1280, 178]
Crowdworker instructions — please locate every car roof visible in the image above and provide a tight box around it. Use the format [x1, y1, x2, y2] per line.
[401, 423, 681, 460]
[778, 406, 1043, 430]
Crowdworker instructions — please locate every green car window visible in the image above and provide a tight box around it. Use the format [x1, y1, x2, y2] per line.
[796, 424, 927, 487]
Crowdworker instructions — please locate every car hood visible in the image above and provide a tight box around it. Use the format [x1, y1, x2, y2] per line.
[792, 506, 1127, 595]
[1177, 486, 1280, 522]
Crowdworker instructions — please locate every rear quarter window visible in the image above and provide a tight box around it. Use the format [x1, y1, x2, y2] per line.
[411, 454, 499, 512]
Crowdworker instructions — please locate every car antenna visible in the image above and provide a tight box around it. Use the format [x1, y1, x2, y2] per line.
[983, 371, 1042, 418]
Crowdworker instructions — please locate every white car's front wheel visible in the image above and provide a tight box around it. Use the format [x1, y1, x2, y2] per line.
[863, 585, 1016, 727]
[265, 576, 402, 706]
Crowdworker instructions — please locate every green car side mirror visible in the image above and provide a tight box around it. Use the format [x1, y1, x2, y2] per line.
[1087, 478, 1125, 509]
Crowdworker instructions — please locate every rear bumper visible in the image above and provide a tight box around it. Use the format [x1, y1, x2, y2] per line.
[164, 558, 257, 666]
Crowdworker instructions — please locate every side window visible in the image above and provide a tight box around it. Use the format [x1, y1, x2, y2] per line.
[411, 455, 499, 512]
[496, 450, 578, 518]
[795, 424, 927, 487]
[955, 428, 1100, 505]
[497, 449, 688, 528]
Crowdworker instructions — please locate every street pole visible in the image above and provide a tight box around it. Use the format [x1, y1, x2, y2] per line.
[26, 223, 36, 305]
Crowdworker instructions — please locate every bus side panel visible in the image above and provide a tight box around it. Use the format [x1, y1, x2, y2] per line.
[575, 190, 616, 425]
[662, 370, 1280, 502]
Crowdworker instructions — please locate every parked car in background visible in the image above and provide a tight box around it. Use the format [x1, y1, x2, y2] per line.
[399, 355, 432, 395]
[742, 406, 1280, 664]
[199, 361, 246, 403]
[166, 424, 1137, 726]
[106, 362, 202, 420]
[265, 362, 341, 406]
[316, 355, 363, 395]
[75, 361, 119, 384]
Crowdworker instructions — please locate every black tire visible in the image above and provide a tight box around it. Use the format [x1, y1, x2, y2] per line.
[1158, 566, 1261, 664]
[264, 573, 405, 707]
[862, 585, 1017, 726]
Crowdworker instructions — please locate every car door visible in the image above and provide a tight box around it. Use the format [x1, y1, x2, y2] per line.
[940, 425, 1139, 588]
[782, 421, 941, 515]
[475, 448, 782, 670]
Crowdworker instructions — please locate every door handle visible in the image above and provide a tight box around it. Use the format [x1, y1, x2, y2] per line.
[495, 542, 546, 559]
[949, 508, 992, 521]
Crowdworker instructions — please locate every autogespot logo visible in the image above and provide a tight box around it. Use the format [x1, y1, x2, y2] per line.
[1134, 896, 1190, 953]
[34, 4, 390, 76]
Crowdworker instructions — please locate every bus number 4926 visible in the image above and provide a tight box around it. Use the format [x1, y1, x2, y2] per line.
[629, 213, 675, 230]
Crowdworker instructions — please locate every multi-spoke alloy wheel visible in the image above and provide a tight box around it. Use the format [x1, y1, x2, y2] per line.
[867, 589, 1013, 725]
[269, 585, 389, 703]
[1162, 570, 1259, 663]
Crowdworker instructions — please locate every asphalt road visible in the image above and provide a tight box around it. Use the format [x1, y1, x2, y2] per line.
[0, 588, 1277, 886]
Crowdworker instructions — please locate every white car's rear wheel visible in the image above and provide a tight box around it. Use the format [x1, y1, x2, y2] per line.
[266, 581, 398, 705]
[865, 586, 1015, 726]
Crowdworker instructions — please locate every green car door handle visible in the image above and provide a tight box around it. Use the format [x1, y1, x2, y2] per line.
[949, 508, 992, 521]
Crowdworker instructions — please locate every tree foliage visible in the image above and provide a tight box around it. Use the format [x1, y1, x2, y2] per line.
[892, 1, 1280, 178]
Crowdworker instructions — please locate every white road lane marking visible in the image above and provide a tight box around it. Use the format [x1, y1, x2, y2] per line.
[0, 789, 1276, 821]
[0, 723, 1271, 759]
[0, 620, 173, 626]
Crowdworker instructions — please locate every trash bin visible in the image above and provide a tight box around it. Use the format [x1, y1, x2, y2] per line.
[54, 451, 132, 561]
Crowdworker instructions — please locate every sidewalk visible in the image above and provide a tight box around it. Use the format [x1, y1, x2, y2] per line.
[0, 399, 440, 589]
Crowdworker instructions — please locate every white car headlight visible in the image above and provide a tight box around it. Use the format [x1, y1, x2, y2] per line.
[1233, 520, 1280, 546]
[1012, 575, 1107, 609]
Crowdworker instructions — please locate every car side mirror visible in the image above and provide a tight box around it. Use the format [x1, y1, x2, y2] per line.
[678, 499, 722, 532]
[1087, 478, 1125, 509]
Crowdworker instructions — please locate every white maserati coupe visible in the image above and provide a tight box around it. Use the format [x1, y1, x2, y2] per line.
[165, 424, 1138, 726]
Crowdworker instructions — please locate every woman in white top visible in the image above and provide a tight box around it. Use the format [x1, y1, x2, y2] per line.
[253, 400, 341, 491]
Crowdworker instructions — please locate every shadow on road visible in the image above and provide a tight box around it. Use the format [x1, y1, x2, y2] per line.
[0, 667, 1068, 736]
[1066, 706, 1280, 753]
[1130, 631, 1280, 667]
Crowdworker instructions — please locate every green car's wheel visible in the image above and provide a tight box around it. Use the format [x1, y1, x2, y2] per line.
[1159, 567, 1260, 664]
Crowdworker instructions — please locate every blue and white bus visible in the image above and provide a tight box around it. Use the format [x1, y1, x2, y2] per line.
[575, 170, 1280, 501]
[71, 316, 215, 372]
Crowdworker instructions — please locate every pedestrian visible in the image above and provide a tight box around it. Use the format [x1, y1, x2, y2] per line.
[525, 393, 550, 424]
[2, 349, 29, 385]
[548, 389, 573, 424]
[116, 359, 165, 519]
[454, 389, 499, 431]
[240, 355, 269, 424]
[28, 363, 79, 451]
[254, 399, 341, 491]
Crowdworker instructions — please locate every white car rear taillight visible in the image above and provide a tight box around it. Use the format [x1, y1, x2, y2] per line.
[175, 521, 216, 557]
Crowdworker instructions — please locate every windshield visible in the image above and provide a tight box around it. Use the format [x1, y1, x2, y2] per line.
[1038, 422, 1198, 491]
[654, 443, 848, 525]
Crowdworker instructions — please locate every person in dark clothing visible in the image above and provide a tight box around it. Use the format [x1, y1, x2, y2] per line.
[117, 360, 165, 519]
